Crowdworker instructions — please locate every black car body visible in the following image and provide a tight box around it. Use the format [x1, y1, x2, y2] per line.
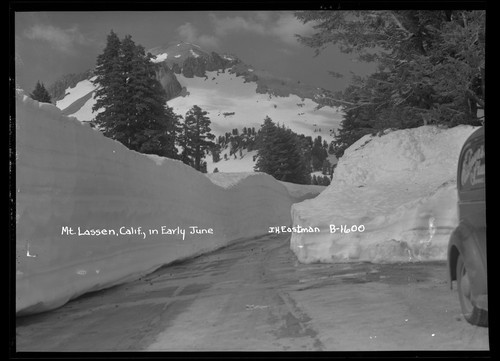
[447, 126, 487, 326]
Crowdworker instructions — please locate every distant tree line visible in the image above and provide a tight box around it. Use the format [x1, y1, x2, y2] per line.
[209, 118, 336, 185]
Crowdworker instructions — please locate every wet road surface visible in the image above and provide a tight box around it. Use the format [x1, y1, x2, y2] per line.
[16, 233, 489, 351]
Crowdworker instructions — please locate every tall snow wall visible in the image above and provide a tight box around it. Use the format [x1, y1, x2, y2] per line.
[291, 125, 479, 264]
[15, 91, 295, 315]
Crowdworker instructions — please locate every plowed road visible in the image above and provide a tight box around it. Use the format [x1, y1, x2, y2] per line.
[16, 234, 488, 351]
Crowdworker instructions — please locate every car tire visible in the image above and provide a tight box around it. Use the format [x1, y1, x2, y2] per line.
[456, 254, 488, 327]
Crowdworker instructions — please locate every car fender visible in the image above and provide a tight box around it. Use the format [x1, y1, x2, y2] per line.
[448, 221, 487, 298]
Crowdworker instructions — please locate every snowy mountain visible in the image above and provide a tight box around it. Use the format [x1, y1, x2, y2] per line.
[49, 41, 342, 172]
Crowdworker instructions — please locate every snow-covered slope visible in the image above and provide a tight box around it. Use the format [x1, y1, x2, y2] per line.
[208, 148, 258, 173]
[290, 125, 479, 264]
[53, 70, 341, 141]
[169, 70, 341, 142]
[55, 77, 96, 111]
[15, 90, 323, 315]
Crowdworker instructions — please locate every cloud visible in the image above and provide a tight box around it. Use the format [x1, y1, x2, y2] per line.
[176, 22, 220, 49]
[209, 12, 315, 46]
[269, 13, 315, 45]
[210, 14, 266, 37]
[24, 24, 90, 54]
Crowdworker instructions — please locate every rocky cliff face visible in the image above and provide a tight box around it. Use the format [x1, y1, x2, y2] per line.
[150, 42, 238, 79]
[177, 52, 236, 78]
[155, 63, 183, 101]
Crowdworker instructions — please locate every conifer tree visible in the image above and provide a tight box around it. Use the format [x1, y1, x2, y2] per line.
[92, 31, 123, 139]
[311, 136, 328, 171]
[322, 159, 332, 175]
[92, 31, 179, 158]
[212, 144, 221, 163]
[312, 175, 318, 185]
[179, 105, 216, 171]
[254, 116, 310, 184]
[277, 129, 311, 184]
[200, 161, 208, 174]
[254, 116, 279, 175]
[296, 10, 485, 156]
[179, 120, 194, 167]
[30, 81, 52, 103]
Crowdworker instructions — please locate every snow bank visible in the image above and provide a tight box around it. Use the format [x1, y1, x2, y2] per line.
[291, 125, 479, 264]
[15, 91, 296, 315]
[206, 172, 258, 188]
[206, 172, 326, 202]
[278, 181, 326, 203]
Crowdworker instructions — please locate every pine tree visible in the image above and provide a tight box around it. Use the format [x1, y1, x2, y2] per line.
[328, 141, 335, 155]
[212, 144, 221, 163]
[311, 136, 328, 171]
[278, 129, 311, 184]
[92, 31, 123, 139]
[254, 116, 279, 175]
[92, 31, 179, 158]
[322, 159, 331, 175]
[179, 120, 194, 166]
[200, 161, 208, 174]
[30, 81, 52, 103]
[254, 116, 310, 184]
[312, 175, 318, 185]
[296, 10, 485, 153]
[179, 105, 216, 171]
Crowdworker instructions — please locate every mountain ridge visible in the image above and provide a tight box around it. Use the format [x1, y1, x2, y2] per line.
[49, 41, 340, 112]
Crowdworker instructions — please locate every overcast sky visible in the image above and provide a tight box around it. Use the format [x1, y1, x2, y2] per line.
[14, 11, 377, 92]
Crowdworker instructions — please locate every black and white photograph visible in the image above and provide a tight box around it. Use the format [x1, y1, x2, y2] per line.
[11, 2, 488, 355]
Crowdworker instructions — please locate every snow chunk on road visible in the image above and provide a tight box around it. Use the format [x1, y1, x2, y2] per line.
[291, 125, 479, 264]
